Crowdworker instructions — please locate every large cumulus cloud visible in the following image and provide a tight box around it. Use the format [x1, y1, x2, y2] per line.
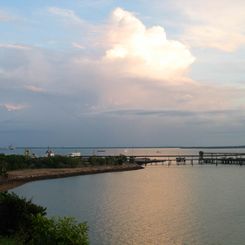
[103, 8, 195, 81]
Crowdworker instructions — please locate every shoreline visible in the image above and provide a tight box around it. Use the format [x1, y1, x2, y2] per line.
[0, 164, 143, 192]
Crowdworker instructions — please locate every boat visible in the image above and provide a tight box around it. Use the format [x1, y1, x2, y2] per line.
[69, 152, 81, 157]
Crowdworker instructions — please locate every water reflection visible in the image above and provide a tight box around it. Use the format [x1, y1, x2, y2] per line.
[13, 165, 245, 245]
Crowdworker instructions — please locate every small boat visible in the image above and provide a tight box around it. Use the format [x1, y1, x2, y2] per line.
[69, 152, 81, 157]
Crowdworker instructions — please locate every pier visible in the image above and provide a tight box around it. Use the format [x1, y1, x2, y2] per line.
[133, 152, 245, 166]
[82, 152, 245, 166]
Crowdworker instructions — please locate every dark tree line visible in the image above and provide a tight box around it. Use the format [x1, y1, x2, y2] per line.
[0, 154, 131, 173]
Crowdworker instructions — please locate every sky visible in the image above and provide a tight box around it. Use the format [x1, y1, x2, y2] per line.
[0, 0, 245, 147]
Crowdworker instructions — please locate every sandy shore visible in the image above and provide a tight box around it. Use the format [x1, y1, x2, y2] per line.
[0, 164, 143, 192]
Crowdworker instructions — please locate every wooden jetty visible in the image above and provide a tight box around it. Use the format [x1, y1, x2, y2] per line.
[132, 152, 245, 166]
[82, 152, 245, 166]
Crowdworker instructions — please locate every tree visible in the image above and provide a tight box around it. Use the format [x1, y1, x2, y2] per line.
[0, 192, 89, 244]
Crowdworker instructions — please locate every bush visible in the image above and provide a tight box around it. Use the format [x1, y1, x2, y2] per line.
[88, 155, 128, 166]
[30, 214, 89, 245]
[0, 154, 87, 171]
[0, 160, 8, 177]
[0, 192, 46, 236]
[0, 192, 89, 244]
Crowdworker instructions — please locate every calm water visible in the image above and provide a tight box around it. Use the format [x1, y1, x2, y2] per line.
[13, 163, 245, 245]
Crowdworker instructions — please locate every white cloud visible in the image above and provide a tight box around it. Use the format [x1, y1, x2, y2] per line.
[72, 42, 85, 49]
[1, 103, 29, 112]
[25, 85, 46, 93]
[103, 8, 195, 81]
[183, 26, 245, 52]
[173, 0, 245, 51]
[0, 43, 31, 50]
[48, 7, 84, 25]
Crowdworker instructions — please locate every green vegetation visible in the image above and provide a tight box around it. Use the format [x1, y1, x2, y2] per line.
[31, 215, 88, 245]
[0, 160, 8, 177]
[0, 192, 89, 245]
[88, 154, 127, 166]
[0, 154, 131, 172]
[0, 192, 46, 237]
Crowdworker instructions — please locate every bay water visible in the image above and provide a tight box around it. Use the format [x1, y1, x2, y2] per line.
[11, 148, 245, 245]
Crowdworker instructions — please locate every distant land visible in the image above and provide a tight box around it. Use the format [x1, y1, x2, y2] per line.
[181, 145, 245, 149]
[1, 145, 245, 149]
